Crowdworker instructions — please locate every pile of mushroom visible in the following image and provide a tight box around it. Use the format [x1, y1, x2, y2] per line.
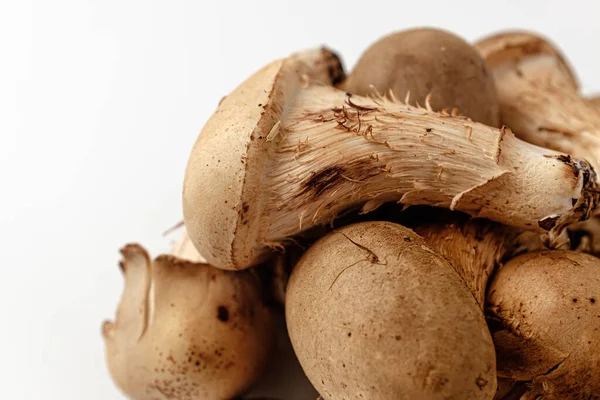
[103, 27, 600, 399]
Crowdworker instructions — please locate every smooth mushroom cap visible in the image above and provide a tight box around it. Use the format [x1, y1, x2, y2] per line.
[183, 48, 344, 270]
[344, 28, 500, 127]
[102, 244, 275, 400]
[487, 250, 600, 398]
[476, 31, 578, 90]
[286, 221, 497, 399]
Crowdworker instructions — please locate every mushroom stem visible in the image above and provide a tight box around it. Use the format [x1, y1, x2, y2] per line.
[476, 32, 600, 173]
[184, 48, 598, 270]
[412, 217, 531, 309]
[267, 87, 595, 240]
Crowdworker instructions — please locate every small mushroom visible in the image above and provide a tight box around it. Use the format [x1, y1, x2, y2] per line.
[475, 31, 600, 172]
[183, 48, 598, 270]
[487, 250, 600, 399]
[102, 244, 275, 400]
[286, 221, 497, 399]
[344, 28, 500, 126]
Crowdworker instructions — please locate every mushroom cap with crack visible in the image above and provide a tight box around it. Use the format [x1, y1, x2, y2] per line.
[286, 221, 497, 399]
[487, 250, 600, 399]
[102, 244, 275, 399]
[476, 31, 578, 90]
[344, 27, 500, 127]
[183, 48, 344, 270]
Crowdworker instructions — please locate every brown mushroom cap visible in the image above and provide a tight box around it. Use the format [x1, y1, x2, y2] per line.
[344, 28, 500, 127]
[476, 31, 578, 89]
[487, 250, 600, 398]
[473, 31, 600, 172]
[286, 221, 497, 399]
[102, 244, 275, 399]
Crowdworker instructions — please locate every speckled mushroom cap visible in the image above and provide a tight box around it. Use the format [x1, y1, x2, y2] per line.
[487, 250, 600, 398]
[476, 31, 578, 89]
[102, 244, 275, 399]
[183, 48, 344, 270]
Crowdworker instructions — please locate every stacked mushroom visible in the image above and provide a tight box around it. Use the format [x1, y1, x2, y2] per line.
[103, 28, 600, 400]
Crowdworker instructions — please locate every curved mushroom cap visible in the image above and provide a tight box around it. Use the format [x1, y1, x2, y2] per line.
[344, 28, 500, 126]
[102, 244, 275, 399]
[487, 250, 600, 398]
[286, 221, 497, 399]
[476, 31, 578, 90]
[183, 48, 344, 270]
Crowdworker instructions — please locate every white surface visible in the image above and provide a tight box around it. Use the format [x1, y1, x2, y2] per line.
[2, 0, 600, 399]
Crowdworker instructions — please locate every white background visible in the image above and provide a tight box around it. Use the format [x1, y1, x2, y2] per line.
[2, 0, 600, 399]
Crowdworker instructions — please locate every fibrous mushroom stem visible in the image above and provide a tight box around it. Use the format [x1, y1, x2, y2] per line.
[412, 217, 540, 308]
[261, 87, 597, 248]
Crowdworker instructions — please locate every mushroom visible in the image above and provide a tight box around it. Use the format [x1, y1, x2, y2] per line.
[409, 211, 600, 397]
[487, 250, 600, 399]
[285, 221, 497, 399]
[102, 244, 275, 400]
[343, 27, 500, 127]
[475, 31, 600, 172]
[183, 47, 598, 270]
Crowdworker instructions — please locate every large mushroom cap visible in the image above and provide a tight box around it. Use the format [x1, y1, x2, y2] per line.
[344, 27, 500, 126]
[183, 48, 344, 270]
[476, 31, 578, 89]
[286, 221, 497, 399]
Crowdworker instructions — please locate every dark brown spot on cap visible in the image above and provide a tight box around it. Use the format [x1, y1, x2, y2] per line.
[217, 306, 229, 322]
